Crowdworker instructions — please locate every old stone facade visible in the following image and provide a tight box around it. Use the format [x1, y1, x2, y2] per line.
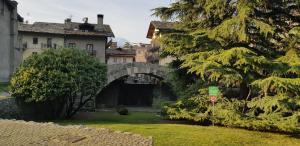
[0, 0, 20, 82]
[134, 43, 151, 63]
[96, 62, 170, 108]
[18, 15, 114, 63]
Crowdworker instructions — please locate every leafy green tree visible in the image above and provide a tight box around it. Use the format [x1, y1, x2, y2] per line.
[154, 0, 300, 133]
[154, 0, 300, 99]
[124, 42, 133, 49]
[10, 48, 107, 119]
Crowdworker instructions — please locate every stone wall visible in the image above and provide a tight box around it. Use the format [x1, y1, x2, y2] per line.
[0, 95, 20, 119]
[0, 0, 18, 82]
[107, 62, 169, 85]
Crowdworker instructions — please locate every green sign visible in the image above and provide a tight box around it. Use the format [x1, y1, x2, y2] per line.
[209, 86, 219, 96]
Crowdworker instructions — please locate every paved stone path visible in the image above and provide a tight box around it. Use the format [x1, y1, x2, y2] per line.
[0, 120, 153, 146]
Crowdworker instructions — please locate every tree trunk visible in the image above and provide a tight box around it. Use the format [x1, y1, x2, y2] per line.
[239, 81, 249, 99]
[65, 98, 92, 119]
[242, 88, 252, 113]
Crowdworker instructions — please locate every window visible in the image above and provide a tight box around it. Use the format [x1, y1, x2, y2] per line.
[123, 58, 126, 63]
[113, 58, 117, 63]
[32, 52, 37, 55]
[86, 44, 94, 51]
[47, 38, 52, 48]
[53, 44, 57, 49]
[23, 42, 27, 49]
[33, 38, 38, 44]
[68, 43, 76, 48]
[41, 43, 47, 48]
[86, 44, 95, 56]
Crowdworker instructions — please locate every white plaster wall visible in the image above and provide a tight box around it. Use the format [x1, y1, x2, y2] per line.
[19, 33, 64, 60]
[65, 36, 106, 63]
[135, 49, 147, 63]
[21, 34, 64, 49]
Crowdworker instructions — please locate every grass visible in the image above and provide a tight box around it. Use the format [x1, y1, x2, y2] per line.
[0, 83, 8, 93]
[57, 111, 300, 146]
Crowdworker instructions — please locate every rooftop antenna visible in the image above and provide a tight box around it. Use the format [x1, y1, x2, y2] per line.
[68, 14, 73, 19]
[82, 17, 88, 23]
[25, 12, 31, 24]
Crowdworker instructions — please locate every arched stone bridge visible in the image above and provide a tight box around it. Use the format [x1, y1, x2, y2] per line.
[107, 62, 170, 85]
[81, 62, 170, 111]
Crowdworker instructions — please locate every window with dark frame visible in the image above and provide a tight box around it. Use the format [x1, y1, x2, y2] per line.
[23, 42, 27, 49]
[47, 38, 52, 48]
[86, 44, 94, 56]
[68, 43, 76, 48]
[33, 38, 38, 44]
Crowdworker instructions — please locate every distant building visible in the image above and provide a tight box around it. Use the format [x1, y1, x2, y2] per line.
[109, 42, 118, 49]
[134, 43, 151, 63]
[18, 14, 114, 63]
[106, 48, 135, 64]
[146, 21, 176, 66]
[0, 0, 22, 82]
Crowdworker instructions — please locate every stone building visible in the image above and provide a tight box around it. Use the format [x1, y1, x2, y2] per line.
[0, 0, 22, 82]
[133, 43, 151, 63]
[146, 21, 176, 66]
[106, 48, 135, 64]
[18, 14, 114, 63]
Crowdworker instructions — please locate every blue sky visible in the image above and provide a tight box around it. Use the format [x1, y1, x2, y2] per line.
[16, 0, 171, 44]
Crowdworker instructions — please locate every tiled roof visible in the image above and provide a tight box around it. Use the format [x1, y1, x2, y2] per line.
[150, 21, 176, 30]
[18, 22, 114, 37]
[146, 21, 176, 39]
[106, 48, 136, 56]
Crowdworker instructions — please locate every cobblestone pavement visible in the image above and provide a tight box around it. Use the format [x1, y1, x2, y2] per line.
[0, 120, 153, 146]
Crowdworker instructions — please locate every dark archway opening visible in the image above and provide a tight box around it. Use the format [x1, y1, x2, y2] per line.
[118, 83, 154, 106]
[96, 74, 176, 109]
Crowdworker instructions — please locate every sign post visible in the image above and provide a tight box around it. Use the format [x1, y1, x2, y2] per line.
[209, 86, 219, 126]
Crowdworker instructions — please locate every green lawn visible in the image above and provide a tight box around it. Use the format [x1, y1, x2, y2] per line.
[57, 111, 300, 146]
[0, 83, 8, 93]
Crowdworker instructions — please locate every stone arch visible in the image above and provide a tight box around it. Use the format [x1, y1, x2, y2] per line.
[78, 63, 171, 110]
[92, 63, 172, 109]
[107, 62, 169, 85]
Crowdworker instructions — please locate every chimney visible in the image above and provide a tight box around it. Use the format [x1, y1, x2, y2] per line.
[97, 14, 104, 25]
[65, 18, 72, 24]
[65, 18, 72, 30]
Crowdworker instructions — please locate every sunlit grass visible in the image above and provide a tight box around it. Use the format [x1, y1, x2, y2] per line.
[57, 111, 300, 146]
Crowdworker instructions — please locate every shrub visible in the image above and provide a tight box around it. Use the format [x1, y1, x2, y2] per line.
[10, 48, 107, 119]
[152, 98, 174, 109]
[163, 94, 300, 133]
[116, 105, 129, 115]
